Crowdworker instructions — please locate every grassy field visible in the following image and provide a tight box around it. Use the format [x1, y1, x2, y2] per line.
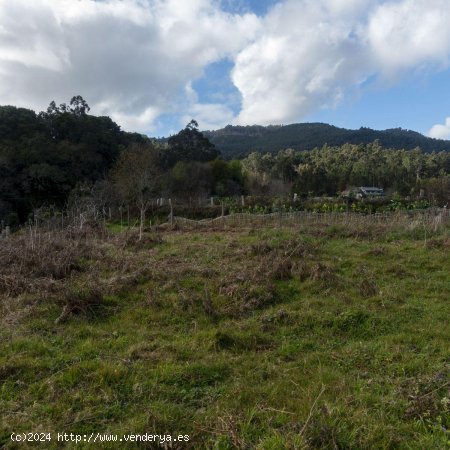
[1, 220, 449, 449]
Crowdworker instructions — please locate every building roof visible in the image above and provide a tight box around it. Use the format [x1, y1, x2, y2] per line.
[360, 187, 384, 192]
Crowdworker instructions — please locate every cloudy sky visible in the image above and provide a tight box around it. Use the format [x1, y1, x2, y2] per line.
[1, 0, 450, 138]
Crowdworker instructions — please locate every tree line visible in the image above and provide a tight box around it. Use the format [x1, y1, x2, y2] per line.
[242, 143, 450, 201]
[1, 97, 449, 227]
[204, 123, 450, 158]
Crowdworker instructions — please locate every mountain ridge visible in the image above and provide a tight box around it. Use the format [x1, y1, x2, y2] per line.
[201, 122, 450, 158]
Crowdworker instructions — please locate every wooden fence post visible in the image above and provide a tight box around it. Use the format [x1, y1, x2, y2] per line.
[221, 201, 225, 229]
[169, 198, 174, 227]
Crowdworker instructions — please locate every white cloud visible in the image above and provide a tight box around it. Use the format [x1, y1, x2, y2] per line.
[0, 0, 259, 132]
[231, 0, 376, 125]
[1, 0, 450, 133]
[232, 0, 450, 126]
[183, 102, 235, 131]
[429, 117, 450, 139]
[368, 0, 450, 76]
[178, 81, 235, 131]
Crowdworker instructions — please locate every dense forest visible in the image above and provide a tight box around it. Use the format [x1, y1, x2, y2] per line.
[242, 144, 450, 200]
[1, 98, 449, 226]
[204, 123, 450, 158]
[0, 98, 147, 224]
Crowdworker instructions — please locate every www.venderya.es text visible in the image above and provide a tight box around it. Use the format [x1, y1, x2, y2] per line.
[11, 432, 190, 444]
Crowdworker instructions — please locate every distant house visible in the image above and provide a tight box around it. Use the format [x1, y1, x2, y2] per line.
[341, 187, 385, 199]
[357, 187, 384, 198]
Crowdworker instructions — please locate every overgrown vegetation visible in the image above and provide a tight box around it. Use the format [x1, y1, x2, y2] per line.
[1, 219, 448, 448]
[1, 99, 449, 447]
[1, 100, 449, 229]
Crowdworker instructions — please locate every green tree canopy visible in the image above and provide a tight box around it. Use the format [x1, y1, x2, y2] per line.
[163, 120, 219, 168]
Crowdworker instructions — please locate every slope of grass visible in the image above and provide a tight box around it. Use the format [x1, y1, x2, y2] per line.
[1, 223, 449, 449]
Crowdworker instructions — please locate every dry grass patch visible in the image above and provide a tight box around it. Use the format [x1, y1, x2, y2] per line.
[367, 246, 387, 256]
[55, 285, 106, 324]
[0, 227, 107, 298]
[425, 237, 450, 249]
[310, 262, 336, 283]
[400, 368, 450, 426]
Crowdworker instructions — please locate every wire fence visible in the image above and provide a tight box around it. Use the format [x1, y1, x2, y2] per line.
[169, 208, 450, 231]
[1, 208, 448, 241]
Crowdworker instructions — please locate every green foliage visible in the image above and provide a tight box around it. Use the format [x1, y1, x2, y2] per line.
[240, 143, 450, 203]
[169, 161, 213, 201]
[0, 99, 146, 223]
[205, 122, 450, 158]
[210, 159, 245, 196]
[2, 101, 449, 228]
[163, 120, 219, 168]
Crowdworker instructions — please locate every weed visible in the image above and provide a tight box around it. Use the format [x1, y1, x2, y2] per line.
[332, 310, 370, 335]
[292, 260, 312, 281]
[118, 232, 164, 250]
[367, 246, 386, 256]
[213, 330, 272, 352]
[250, 242, 273, 255]
[0, 229, 105, 297]
[1, 221, 449, 449]
[401, 369, 450, 425]
[359, 278, 379, 298]
[270, 258, 293, 281]
[425, 237, 450, 249]
[310, 262, 336, 283]
[355, 266, 379, 298]
[55, 284, 107, 323]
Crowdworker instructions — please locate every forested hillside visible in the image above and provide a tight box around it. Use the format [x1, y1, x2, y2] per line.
[1, 100, 449, 227]
[204, 123, 450, 158]
[0, 98, 147, 224]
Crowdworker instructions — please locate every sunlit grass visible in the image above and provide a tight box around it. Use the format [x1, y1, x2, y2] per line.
[1, 223, 449, 449]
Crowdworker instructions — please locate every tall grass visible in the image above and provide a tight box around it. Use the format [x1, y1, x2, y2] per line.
[0, 218, 448, 449]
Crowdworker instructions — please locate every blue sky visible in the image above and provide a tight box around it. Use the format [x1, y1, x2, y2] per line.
[308, 68, 450, 134]
[220, 0, 280, 16]
[1, 0, 450, 139]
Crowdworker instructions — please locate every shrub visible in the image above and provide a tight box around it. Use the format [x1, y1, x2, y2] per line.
[55, 285, 106, 323]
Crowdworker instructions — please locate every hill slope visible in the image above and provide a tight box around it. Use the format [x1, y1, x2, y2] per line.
[203, 123, 450, 158]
